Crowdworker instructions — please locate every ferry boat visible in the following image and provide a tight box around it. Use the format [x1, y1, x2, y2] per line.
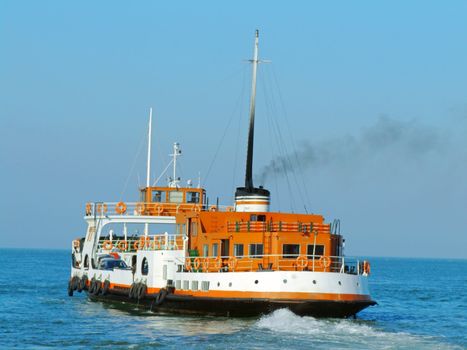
[68, 31, 376, 317]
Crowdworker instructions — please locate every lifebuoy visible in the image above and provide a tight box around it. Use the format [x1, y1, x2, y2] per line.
[185, 257, 192, 271]
[85, 203, 92, 215]
[96, 203, 108, 214]
[296, 256, 308, 269]
[133, 240, 141, 250]
[202, 257, 210, 271]
[115, 201, 127, 214]
[214, 257, 222, 270]
[209, 205, 217, 212]
[192, 205, 201, 213]
[117, 240, 128, 251]
[153, 239, 161, 250]
[193, 257, 201, 270]
[102, 240, 113, 250]
[228, 257, 238, 270]
[318, 256, 331, 269]
[226, 206, 234, 212]
[136, 202, 145, 215]
[363, 261, 371, 275]
[155, 204, 163, 215]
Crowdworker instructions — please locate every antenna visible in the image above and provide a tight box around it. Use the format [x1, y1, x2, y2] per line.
[169, 142, 182, 187]
[146, 107, 153, 188]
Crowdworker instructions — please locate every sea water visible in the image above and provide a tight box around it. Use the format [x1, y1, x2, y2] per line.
[0, 249, 465, 349]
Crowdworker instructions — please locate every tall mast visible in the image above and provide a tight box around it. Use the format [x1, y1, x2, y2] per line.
[146, 107, 153, 188]
[245, 30, 259, 191]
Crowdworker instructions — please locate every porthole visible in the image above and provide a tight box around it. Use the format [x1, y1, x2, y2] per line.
[229, 282, 232, 287]
[254, 280, 258, 284]
[338, 281, 342, 286]
[283, 279, 287, 284]
[141, 257, 148, 275]
[313, 280, 317, 284]
[217, 282, 220, 287]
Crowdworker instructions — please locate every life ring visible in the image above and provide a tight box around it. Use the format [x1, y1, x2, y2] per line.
[296, 256, 308, 270]
[115, 201, 127, 214]
[226, 206, 234, 212]
[155, 204, 163, 215]
[209, 205, 217, 212]
[202, 257, 210, 271]
[153, 239, 161, 250]
[136, 202, 145, 215]
[133, 240, 141, 250]
[85, 203, 92, 215]
[228, 257, 238, 270]
[185, 257, 192, 271]
[155, 288, 168, 305]
[318, 256, 331, 269]
[193, 257, 201, 270]
[102, 240, 113, 250]
[96, 203, 108, 214]
[214, 257, 222, 270]
[193, 205, 201, 213]
[363, 260, 371, 275]
[117, 240, 128, 251]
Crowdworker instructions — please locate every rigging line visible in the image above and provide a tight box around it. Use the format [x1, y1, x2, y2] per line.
[270, 65, 312, 207]
[259, 72, 296, 212]
[152, 159, 173, 186]
[264, 78, 281, 212]
[264, 66, 307, 209]
[202, 71, 246, 187]
[119, 126, 147, 200]
[231, 65, 248, 197]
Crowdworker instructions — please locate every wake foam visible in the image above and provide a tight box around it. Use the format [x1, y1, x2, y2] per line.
[255, 309, 462, 350]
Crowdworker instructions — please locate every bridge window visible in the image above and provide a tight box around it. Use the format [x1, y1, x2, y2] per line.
[152, 191, 166, 203]
[282, 244, 300, 258]
[233, 244, 244, 257]
[203, 244, 209, 257]
[186, 192, 200, 203]
[250, 214, 266, 222]
[249, 244, 263, 258]
[307, 244, 324, 257]
[169, 191, 183, 203]
[212, 243, 219, 257]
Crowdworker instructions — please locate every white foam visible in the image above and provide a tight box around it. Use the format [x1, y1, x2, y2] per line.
[255, 309, 462, 350]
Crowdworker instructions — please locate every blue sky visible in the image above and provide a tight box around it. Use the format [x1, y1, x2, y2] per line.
[1, 1, 466, 258]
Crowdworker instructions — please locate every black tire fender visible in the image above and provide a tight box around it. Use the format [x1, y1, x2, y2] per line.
[155, 288, 168, 306]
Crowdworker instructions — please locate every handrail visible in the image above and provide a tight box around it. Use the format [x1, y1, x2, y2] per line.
[96, 234, 185, 252]
[180, 254, 369, 275]
[85, 201, 234, 217]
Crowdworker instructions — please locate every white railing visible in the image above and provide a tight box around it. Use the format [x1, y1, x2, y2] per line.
[85, 202, 234, 217]
[97, 234, 186, 252]
[179, 254, 370, 275]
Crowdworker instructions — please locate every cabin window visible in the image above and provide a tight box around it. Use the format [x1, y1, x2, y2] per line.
[307, 244, 324, 258]
[203, 244, 209, 257]
[282, 244, 300, 258]
[249, 244, 264, 258]
[233, 244, 244, 257]
[152, 190, 166, 203]
[168, 191, 183, 203]
[249, 214, 266, 222]
[141, 257, 149, 275]
[212, 243, 219, 257]
[84, 255, 89, 269]
[186, 192, 200, 203]
[140, 189, 147, 202]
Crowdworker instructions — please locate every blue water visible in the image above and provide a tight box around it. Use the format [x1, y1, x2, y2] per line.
[0, 249, 465, 349]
